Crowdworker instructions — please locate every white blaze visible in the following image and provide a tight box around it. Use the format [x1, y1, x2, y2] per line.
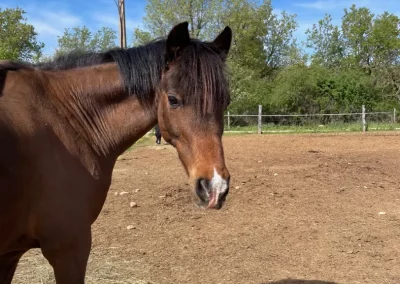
[211, 168, 228, 196]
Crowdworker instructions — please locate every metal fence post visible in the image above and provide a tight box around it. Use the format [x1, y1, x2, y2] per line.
[362, 105, 367, 132]
[394, 108, 397, 124]
[258, 105, 262, 134]
[227, 111, 230, 129]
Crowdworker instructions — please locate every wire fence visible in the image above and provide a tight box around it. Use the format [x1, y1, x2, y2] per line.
[225, 105, 399, 134]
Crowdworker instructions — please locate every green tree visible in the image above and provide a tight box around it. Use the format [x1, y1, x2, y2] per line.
[56, 26, 117, 56]
[0, 7, 44, 61]
[369, 12, 400, 66]
[341, 5, 374, 69]
[222, 0, 268, 73]
[263, 10, 299, 70]
[306, 14, 344, 68]
[221, 0, 302, 112]
[133, 0, 225, 45]
[369, 12, 400, 103]
[222, 0, 300, 73]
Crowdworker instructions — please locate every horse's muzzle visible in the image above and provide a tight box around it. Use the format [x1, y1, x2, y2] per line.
[195, 177, 229, 209]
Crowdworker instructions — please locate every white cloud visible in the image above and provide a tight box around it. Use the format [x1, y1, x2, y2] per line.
[37, 10, 81, 27]
[29, 20, 61, 36]
[26, 9, 82, 55]
[295, 0, 371, 10]
[28, 11, 81, 39]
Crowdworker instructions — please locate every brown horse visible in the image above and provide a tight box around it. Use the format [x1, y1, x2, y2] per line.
[0, 22, 232, 283]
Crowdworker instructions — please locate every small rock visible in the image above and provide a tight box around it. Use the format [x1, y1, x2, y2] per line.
[378, 211, 387, 215]
[274, 173, 278, 176]
[133, 188, 140, 193]
[130, 202, 138, 208]
[235, 186, 240, 190]
[159, 195, 165, 199]
[127, 225, 136, 230]
[363, 186, 368, 189]
[114, 192, 118, 196]
[119, 191, 129, 196]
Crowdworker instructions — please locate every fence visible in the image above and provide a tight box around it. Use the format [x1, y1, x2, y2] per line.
[225, 105, 399, 134]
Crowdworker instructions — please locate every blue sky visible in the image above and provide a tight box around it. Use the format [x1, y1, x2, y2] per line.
[3, 0, 400, 55]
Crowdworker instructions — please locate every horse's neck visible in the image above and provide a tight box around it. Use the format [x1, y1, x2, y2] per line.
[48, 63, 157, 164]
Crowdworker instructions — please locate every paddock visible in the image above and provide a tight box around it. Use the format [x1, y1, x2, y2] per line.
[12, 132, 400, 284]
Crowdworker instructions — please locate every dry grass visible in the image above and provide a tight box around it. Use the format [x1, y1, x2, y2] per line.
[12, 248, 153, 284]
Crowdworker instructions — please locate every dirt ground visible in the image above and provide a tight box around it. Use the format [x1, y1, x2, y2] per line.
[13, 132, 400, 284]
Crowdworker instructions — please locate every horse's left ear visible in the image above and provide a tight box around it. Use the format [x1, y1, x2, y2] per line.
[213, 26, 232, 57]
[166, 22, 190, 63]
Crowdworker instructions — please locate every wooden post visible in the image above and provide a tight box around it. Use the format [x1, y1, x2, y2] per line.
[118, 0, 127, 49]
[394, 108, 397, 124]
[258, 105, 262, 134]
[362, 105, 366, 132]
[227, 111, 230, 129]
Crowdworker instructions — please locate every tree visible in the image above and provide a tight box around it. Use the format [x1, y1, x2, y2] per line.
[306, 14, 344, 68]
[263, 10, 299, 70]
[223, 0, 302, 111]
[341, 5, 374, 69]
[221, 0, 268, 73]
[133, 0, 225, 45]
[56, 26, 117, 56]
[369, 12, 400, 103]
[0, 7, 44, 61]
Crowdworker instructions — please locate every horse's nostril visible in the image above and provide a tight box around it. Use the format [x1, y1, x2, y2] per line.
[195, 178, 210, 202]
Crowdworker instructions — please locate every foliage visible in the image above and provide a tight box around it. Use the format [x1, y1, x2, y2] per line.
[4, 2, 400, 114]
[133, 0, 225, 45]
[56, 26, 117, 56]
[306, 14, 344, 68]
[132, 1, 400, 112]
[0, 7, 44, 61]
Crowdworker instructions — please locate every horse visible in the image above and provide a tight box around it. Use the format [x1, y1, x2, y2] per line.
[0, 22, 232, 283]
[155, 124, 162, 144]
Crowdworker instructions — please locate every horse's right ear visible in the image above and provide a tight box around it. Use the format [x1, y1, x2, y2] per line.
[166, 22, 190, 63]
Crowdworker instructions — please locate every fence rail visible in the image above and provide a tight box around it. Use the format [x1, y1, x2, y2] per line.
[225, 105, 398, 134]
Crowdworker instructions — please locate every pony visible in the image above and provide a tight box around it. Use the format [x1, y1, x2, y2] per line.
[0, 22, 232, 283]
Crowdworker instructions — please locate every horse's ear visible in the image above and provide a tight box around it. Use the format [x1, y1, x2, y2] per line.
[213, 26, 232, 57]
[166, 22, 190, 62]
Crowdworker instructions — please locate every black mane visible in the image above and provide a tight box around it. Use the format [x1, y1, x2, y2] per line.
[3, 38, 230, 114]
[34, 40, 166, 105]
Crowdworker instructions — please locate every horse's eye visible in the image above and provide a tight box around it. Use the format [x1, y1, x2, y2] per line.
[168, 95, 180, 108]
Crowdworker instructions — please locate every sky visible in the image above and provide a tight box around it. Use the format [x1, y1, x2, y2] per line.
[2, 0, 400, 55]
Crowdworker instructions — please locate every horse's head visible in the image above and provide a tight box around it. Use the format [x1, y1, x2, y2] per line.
[157, 22, 232, 209]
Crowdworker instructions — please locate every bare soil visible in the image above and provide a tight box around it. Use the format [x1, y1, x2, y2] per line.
[13, 132, 400, 284]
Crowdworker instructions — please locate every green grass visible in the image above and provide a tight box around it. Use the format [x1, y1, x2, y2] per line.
[126, 135, 157, 151]
[125, 122, 400, 152]
[224, 122, 400, 135]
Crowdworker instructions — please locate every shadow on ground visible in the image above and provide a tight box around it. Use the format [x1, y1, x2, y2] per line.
[264, 279, 339, 284]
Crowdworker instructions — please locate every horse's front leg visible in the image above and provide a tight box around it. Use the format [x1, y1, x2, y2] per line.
[41, 227, 92, 284]
[0, 251, 26, 284]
